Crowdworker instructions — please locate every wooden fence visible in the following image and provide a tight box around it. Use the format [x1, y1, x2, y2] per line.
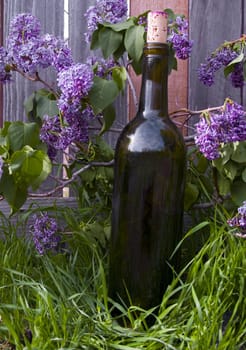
[0, 0, 245, 216]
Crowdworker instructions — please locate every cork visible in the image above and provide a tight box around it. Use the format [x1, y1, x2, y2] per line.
[147, 11, 168, 43]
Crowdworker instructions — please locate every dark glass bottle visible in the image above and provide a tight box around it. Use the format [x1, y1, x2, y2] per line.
[108, 14, 186, 313]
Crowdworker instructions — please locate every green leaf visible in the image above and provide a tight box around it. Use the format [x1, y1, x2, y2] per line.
[112, 66, 127, 91]
[25, 150, 52, 190]
[231, 141, 246, 163]
[223, 160, 238, 181]
[184, 182, 199, 210]
[90, 29, 100, 50]
[131, 58, 143, 75]
[24, 89, 58, 123]
[196, 153, 209, 173]
[99, 104, 116, 135]
[9, 146, 51, 190]
[168, 51, 177, 74]
[98, 27, 123, 58]
[8, 122, 40, 152]
[103, 18, 135, 32]
[89, 76, 119, 115]
[164, 8, 176, 21]
[93, 135, 114, 161]
[24, 92, 35, 118]
[242, 168, 246, 182]
[124, 25, 145, 62]
[224, 52, 244, 77]
[36, 94, 59, 119]
[227, 52, 244, 66]
[0, 168, 27, 214]
[217, 173, 231, 196]
[231, 180, 246, 206]
[219, 143, 233, 164]
[224, 64, 235, 78]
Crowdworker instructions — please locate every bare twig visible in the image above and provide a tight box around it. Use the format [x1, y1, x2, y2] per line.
[28, 160, 114, 198]
[10, 65, 58, 97]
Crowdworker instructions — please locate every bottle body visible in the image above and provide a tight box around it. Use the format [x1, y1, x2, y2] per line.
[108, 43, 186, 311]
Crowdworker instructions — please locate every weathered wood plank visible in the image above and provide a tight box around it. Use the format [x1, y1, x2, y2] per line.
[0, 197, 78, 217]
[188, 0, 243, 115]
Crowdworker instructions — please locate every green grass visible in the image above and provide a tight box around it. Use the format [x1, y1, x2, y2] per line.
[0, 208, 245, 350]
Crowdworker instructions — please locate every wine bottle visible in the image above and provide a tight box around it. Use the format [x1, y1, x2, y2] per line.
[108, 11, 186, 314]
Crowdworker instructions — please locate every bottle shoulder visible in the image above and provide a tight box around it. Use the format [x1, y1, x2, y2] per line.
[117, 113, 185, 153]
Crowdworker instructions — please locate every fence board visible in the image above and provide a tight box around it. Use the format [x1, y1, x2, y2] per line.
[189, 0, 244, 114]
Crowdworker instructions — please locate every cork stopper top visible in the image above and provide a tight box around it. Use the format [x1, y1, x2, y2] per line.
[146, 11, 168, 43]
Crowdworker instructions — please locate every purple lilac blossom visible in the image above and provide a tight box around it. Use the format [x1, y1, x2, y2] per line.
[167, 16, 193, 60]
[6, 13, 73, 74]
[228, 201, 246, 238]
[198, 46, 239, 87]
[40, 115, 61, 158]
[40, 108, 95, 156]
[57, 63, 94, 145]
[57, 63, 94, 101]
[31, 212, 60, 255]
[0, 47, 11, 82]
[38, 34, 73, 72]
[195, 100, 246, 160]
[8, 13, 41, 43]
[84, 0, 128, 42]
[230, 62, 244, 88]
[86, 56, 117, 79]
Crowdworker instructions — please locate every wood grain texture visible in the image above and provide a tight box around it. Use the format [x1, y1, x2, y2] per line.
[129, 0, 189, 121]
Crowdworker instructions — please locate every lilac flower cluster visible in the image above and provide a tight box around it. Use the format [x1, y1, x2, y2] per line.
[198, 46, 244, 87]
[85, 0, 128, 42]
[0, 13, 73, 79]
[195, 100, 246, 160]
[31, 212, 60, 255]
[40, 63, 95, 157]
[40, 108, 94, 159]
[228, 201, 246, 238]
[57, 63, 94, 139]
[167, 16, 193, 60]
[86, 56, 117, 79]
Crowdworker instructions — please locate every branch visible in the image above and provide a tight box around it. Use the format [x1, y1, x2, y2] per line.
[28, 160, 114, 198]
[169, 105, 224, 118]
[11, 65, 58, 96]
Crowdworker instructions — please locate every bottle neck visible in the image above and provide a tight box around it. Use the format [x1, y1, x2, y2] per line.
[138, 43, 169, 117]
